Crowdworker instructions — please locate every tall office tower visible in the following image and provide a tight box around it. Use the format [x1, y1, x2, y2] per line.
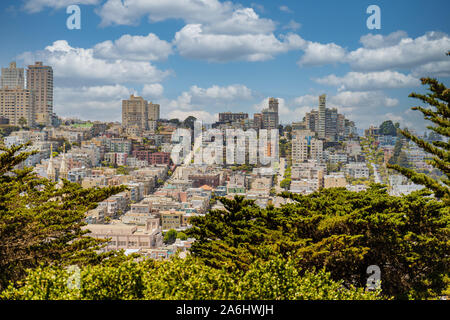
[0, 87, 35, 126]
[325, 107, 338, 141]
[253, 113, 263, 129]
[304, 110, 319, 132]
[262, 97, 279, 129]
[1, 62, 24, 89]
[148, 102, 160, 121]
[27, 61, 53, 126]
[122, 95, 149, 129]
[318, 94, 326, 139]
[268, 97, 279, 113]
[337, 114, 345, 137]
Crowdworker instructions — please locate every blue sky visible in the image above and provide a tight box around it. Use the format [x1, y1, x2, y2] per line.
[0, 0, 449, 132]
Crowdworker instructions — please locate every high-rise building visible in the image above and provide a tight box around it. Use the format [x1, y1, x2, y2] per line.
[268, 97, 278, 113]
[318, 94, 326, 139]
[122, 95, 160, 130]
[303, 94, 355, 141]
[253, 113, 263, 129]
[122, 95, 149, 129]
[27, 62, 53, 126]
[0, 87, 35, 126]
[337, 114, 345, 137]
[148, 102, 160, 121]
[262, 97, 279, 130]
[1, 62, 24, 89]
[325, 107, 338, 141]
[304, 110, 319, 132]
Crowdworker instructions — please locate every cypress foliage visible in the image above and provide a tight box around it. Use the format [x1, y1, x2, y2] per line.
[0, 143, 126, 291]
[187, 188, 449, 299]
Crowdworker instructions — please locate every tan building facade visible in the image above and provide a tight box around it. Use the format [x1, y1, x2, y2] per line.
[27, 62, 53, 125]
[0, 87, 35, 126]
[122, 95, 148, 129]
[82, 218, 162, 251]
[292, 130, 323, 164]
[148, 102, 160, 121]
[324, 174, 347, 188]
[122, 95, 160, 130]
[160, 210, 186, 230]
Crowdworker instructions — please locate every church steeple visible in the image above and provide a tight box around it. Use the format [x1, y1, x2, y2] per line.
[60, 143, 68, 180]
[47, 143, 56, 181]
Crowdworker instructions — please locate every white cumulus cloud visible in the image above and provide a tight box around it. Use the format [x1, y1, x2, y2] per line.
[18, 40, 170, 85]
[203, 8, 276, 35]
[157, 84, 254, 121]
[93, 33, 173, 61]
[97, 0, 235, 27]
[330, 91, 399, 110]
[142, 84, 164, 99]
[174, 24, 305, 62]
[296, 31, 450, 78]
[315, 71, 420, 91]
[359, 30, 408, 49]
[298, 42, 347, 66]
[54, 84, 133, 121]
[348, 31, 450, 72]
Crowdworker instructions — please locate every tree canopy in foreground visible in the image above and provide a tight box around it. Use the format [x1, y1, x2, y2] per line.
[187, 189, 448, 300]
[0, 142, 127, 292]
[1, 255, 382, 300]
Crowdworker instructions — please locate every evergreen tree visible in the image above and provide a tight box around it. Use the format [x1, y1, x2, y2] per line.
[0, 142, 126, 291]
[397, 151, 411, 168]
[186, 188, 449, 299]
[387, 75, 449, 203]
[163, 229, 178, 244]
[182, 116, 197, 130]
[388, 134, 404, 165]
[379, 120, 397, 136]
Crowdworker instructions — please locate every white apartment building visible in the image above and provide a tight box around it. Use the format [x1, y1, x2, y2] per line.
[344, 163, 370, 179]
[327, 153, 348, 164]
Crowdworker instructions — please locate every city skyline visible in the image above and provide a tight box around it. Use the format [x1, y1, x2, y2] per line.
[0, 0, 449, 132]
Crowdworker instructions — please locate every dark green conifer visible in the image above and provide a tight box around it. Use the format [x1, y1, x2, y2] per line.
[387, 73, 449, 203]
[0, 143, 126, 290]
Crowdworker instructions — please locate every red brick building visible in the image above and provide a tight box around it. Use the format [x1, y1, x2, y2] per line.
[132, 150, 171, 165]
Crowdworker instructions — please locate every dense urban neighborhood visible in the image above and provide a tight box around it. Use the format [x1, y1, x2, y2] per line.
[0, 0, 449, 304]
[0, 61, 445, 262]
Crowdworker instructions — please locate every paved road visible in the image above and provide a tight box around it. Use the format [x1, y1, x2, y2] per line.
[372, 163, 382, 183]
[275, 157, 286, 193]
